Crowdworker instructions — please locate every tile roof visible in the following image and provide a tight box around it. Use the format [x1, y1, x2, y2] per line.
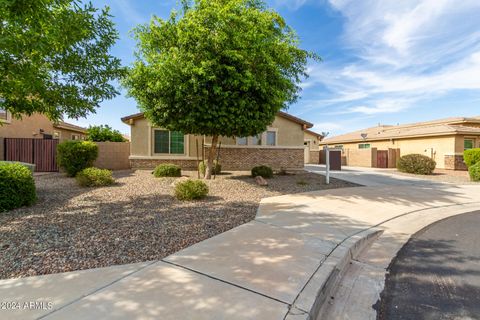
[321, 116, 480, 144]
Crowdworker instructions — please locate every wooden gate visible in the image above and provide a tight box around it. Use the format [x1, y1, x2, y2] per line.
[377, 150, 388, 168]
[4, 138, 59, 172]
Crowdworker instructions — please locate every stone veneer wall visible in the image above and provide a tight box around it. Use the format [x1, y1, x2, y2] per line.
[444, 154, 468, 171]
[130, 147, 304, 171]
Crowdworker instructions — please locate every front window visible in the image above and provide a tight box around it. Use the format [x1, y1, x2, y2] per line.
[251, 134, 262, 145]
[267, 131, 276, 146]
[237, 137, 247, 145]
[464, 139, 474, 150]
[154, 130, 185, 154]
[72, 134, 80, 140]
[359, 143, 371, 149]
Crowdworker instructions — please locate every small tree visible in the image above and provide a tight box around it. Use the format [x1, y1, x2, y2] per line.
[87, 125, 126, 142]
[0, 0, 125, 121]
[124, 0, 318, 179]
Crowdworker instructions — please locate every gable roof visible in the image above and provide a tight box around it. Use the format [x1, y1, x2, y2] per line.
[53, 121, 87, 134]
[304, 129, 323, 139]
[321, 116, 480, 144]
[121, 111, 314, 129]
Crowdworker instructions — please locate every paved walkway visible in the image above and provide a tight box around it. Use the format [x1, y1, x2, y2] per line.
[1, 169, 480, 320]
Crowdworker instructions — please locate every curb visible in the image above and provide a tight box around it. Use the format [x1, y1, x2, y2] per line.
[285, 228, 384, 320]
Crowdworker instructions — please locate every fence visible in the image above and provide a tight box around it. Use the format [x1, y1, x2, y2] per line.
[4, 138, 59, 172]
[94, 142, 131, 170]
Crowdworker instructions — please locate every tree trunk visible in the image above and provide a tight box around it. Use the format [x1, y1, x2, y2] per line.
[204, 135, 219, 180]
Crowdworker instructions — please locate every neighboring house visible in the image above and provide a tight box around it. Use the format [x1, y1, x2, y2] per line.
[320, 116, 480, 170]
[304, 129, 323, 164]
[121, 111, 316, 170]
[0, 110, 87, 160]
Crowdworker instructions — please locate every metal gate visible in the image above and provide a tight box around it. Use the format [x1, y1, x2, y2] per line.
[4, 138, 59, 172]
[377, 150, 389, 168]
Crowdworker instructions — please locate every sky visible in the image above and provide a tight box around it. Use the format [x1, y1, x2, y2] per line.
[71, 0, 480, 137]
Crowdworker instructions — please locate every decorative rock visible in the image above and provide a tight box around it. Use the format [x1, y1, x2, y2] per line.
[255, 176, 268, 186]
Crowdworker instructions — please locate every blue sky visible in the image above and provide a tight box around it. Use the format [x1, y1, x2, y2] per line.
[71, 0, 480, 137]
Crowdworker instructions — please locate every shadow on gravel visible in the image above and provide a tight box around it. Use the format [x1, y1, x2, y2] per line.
[376, 212, 480, 320]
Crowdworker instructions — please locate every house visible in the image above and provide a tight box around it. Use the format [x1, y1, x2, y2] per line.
[121, 111, 316, 170]
[319, 116, 480, 170]
[0, 110, 87, 160]
[304, 129, 323, 164]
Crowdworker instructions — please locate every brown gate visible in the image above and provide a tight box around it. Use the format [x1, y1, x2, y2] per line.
[329, 150, 342, 170]
[377, 150, 388, 168]
[5, 138, 59, 172]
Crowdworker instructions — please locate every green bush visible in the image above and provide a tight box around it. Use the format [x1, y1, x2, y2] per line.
[397, 154, 436, 175]
[199, 160, 222, 176]
[468, 162, 480, 182]
[57, 141, 98, 177]
[0, 162, 36, 212]
[463, 148, 480, 167]
[174, 179, 209, 200]
[76, 167, 115, 187]
[251, 165, 274, 178]
[153, 163, 182, 177]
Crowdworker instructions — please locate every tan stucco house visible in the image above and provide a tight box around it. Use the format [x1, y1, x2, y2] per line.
[320, 116, 480, 170]
[0, 110, 87, 160]
[121, 111, 316, 170]
[304, 129, 323, 164]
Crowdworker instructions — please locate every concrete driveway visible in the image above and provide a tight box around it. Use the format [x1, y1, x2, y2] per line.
[305, 164, 443, 187]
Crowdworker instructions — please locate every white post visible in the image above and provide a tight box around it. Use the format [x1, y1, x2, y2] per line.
[325, 145, 330, 185]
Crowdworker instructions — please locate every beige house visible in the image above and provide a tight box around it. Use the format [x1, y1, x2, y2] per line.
[320, 116, 480, 170]
[0, 110, 87, 160]
[121, 111, 315, 170]
[304, 129, 323, 164]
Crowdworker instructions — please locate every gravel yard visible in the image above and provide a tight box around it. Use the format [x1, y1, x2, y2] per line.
[0, 170, 357, 279]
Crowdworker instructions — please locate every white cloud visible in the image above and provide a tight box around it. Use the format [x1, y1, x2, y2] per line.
[299, 0, 480, 115]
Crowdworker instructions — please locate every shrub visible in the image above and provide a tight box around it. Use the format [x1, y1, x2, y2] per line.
[87, 125, 126, 142]
[154, 164, 181, 177]
[468, 162, 480, 182]
[76, 167, 115, 187]
[397, 154, 436, 175]
[199, 160, 222, 176]
[57, 141, 98, 177]
[463, 148, 480, 167]
[0, 162, 36, 212]
[251, 165, 274, 178]
[174, 179, 209, 200]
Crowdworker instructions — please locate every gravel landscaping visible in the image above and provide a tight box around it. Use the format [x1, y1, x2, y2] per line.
[0, 170, 357, 279]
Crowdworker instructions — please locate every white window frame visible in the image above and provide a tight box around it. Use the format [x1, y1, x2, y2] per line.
[0, 108, 12, 124]
[266, 128, 278, 146]
[236, 137, 248, 146]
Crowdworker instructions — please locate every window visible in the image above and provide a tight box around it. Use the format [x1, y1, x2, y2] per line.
[464, 139, 474, 150]
[266, 131, 276, 146]
[71, 134, 81, 140]
[53, 131, 61, 139]
[334, 145, 343, 149]
[359, 143, 371, 149]
[237, 137, 247, 145]
[251, 134, 262, 145]
[154, 130, 185, 154]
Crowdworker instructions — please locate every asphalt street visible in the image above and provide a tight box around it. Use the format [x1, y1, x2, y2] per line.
[377, 211, 480, 320]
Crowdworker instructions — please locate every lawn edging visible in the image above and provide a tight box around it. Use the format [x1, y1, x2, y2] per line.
[286, 228, 383, 319]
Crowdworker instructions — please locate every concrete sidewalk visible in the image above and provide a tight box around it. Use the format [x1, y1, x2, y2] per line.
[2, 182, 480, 319]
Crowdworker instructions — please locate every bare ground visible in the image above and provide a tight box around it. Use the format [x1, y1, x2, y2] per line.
[0, 170, 357, 279]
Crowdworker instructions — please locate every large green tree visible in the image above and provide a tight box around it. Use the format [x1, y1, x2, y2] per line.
[87, 125, 126, 142]
[124, 0, 318, 179]
[0, 0, 125, 121]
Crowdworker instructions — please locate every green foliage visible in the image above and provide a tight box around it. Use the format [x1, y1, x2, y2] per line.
[463, 148, 480, 167]
[397, 154, 436, 175]
[153, 164, 182, 177]
[0, 162, 36, 212]
[76, 167, 114, 187]
[87, 125, 126, 142]
[251, 165, 274, 178]
[57, 141, 99, 177]
[468, 162, 480, 182]
[199, 160, 221, 176]
[123, 0, 318, 178]
[174, 179, 209, 200]
[0, 0, 125, 121]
